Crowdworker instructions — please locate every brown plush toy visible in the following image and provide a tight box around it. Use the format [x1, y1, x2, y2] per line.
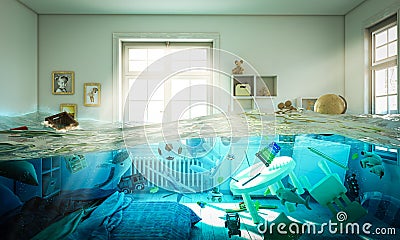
[276, 100, 297, 114]
[232, 60, 244, 74]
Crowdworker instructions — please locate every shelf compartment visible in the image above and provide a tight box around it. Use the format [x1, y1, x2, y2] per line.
[232, 75, 254, 96]
[255, 76, 277, 97]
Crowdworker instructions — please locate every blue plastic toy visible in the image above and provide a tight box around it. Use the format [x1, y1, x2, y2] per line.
[255, 142, 281, 167]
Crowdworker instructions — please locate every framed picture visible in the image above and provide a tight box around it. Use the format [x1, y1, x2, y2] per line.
[52, 71, 74, 95]
[84, 83, 101, 106]
[296, 97, 318, 111]
[60, 103, 77, 119]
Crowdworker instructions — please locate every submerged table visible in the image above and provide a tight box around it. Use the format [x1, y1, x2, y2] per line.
[229, 156, 300, 223]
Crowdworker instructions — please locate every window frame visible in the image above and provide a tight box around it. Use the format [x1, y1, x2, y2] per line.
[367, 14, 399, 164]
[369, 15, 398, 115]
[112, 33, 220, 123]
[122, 42, 213, 124]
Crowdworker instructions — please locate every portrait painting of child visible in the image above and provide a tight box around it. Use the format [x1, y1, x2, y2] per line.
[52, 71, 74, 95]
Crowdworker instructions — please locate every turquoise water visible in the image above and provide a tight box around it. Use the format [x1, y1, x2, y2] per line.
[0, 111, 399, 239]
[0, 111, 398, 161]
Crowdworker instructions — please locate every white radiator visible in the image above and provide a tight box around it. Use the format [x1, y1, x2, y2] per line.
[131, 155, 210, 193]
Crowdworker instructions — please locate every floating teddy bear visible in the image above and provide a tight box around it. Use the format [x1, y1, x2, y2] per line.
[360, 151, 384, 179]
[232, 59, 244, 74]
[275, 100, 297, 114]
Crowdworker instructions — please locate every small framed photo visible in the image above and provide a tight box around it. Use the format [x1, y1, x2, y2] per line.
[60, 103, 77, 119]
[52, 71, 74, 95]
[84, 83, 101, 106]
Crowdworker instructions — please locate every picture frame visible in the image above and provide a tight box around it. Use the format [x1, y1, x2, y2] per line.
[60, 103, 77, 119]
[52, 71, 74, 95]
[296, 97, 318, 111]
[84, 83, 101, 106]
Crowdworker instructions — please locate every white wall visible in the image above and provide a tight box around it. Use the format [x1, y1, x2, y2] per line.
[0, 0, 37, 116]
[345, 0, 400, 114]
[38, 15, 344, 122]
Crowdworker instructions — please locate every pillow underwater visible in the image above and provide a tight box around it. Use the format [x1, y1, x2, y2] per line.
[0, 161, 39, 186]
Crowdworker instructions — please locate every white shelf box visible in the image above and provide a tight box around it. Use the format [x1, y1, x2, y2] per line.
[231, 75, 254, 96]
[230, 74, 277, 112]
[255, 76, 277, 97]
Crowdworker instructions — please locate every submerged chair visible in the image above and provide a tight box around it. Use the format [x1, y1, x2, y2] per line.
[306, 160, 367, 223]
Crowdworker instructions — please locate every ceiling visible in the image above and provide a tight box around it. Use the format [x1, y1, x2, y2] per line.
[17, 0, 367, 15]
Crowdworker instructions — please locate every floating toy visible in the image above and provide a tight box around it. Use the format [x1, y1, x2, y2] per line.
[207, 187, 223, 202]
[255, 142, 281, 167]
[351, 152, 359, 160]
[275, 100, 297, 114]
[65, 154, 87, 173]
[10, 126, 28, 130]
[275, 187, 311, 210]
[308, 147, 349, 170]
[369, 165, 385, 179]
[157, 141, 183, 161]
[345, 173, 360, 201]
[44, 111, 79, 131]
[314, 94, 347, 114]
[197, 201, 207, 208]
[118, 173, 147, 194]
[360, 151, 382, 168]
[360, 151, 384, 179]
[225, 213, 241, 238]
[149, 186, 159, 193]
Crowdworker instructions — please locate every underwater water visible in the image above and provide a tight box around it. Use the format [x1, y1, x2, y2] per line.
[0, 110, 399, 240]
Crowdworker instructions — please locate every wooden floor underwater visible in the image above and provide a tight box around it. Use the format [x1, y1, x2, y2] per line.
[132, 191, 335, 240]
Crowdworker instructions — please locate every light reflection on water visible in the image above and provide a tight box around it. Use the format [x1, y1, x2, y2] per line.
[0, 111, 398, 160]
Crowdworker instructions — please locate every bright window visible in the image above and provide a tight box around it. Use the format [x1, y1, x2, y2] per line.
[370, 15, 398, 115]
[122, 42, 213, 124]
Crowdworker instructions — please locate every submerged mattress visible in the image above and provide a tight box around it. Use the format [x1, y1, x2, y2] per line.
[110, 201, 201, 239]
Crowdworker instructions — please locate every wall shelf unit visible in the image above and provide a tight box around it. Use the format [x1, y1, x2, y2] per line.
[230, 74, 277, 111]
[256, 76, 277, 97]
[16, 156, 62, 201]
[41, 157, 61, 198]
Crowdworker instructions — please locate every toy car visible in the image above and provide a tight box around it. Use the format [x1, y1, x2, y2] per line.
[207, 187, 223, 202]
[118, 173, 147, 194]
[225, 213, 241, 238]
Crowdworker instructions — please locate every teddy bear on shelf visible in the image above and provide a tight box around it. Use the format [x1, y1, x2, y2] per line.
[275, 100, 297, 114]
[232, 59, 244, 74]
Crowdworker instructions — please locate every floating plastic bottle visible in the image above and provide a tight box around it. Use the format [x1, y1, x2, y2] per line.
[255, 141, 281, 167]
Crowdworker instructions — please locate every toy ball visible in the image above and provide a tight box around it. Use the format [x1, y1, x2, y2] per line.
[314, 94, 347, 114]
